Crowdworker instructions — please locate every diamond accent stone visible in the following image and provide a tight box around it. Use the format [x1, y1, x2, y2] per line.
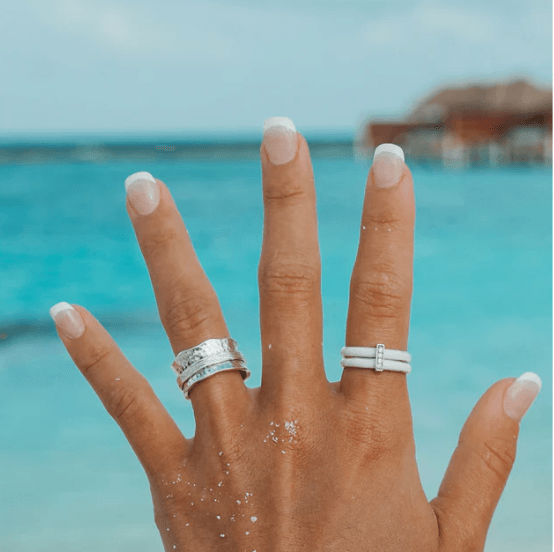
[376, 344, 385, 371]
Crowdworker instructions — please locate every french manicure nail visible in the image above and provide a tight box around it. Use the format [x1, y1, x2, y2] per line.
[125, 171, 160, 215]
[263, 117, 298, 165]
[372, 143, 405, 188]
[50, 302, 85, 339]
[503, 372, 542, 421]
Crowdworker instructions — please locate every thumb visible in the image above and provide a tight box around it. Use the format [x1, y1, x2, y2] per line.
[429, 372, 542, 552]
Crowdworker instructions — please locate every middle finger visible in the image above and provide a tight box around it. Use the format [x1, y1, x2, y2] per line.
[258, 118, 327, 403]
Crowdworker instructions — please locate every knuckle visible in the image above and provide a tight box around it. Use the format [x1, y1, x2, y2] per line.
[140, 230, 180, 257]
[163, 291, 221, 339]
[263, 174, 310, 203]
[364, 208, 404, 229]
[476, 436, 516, 483]
[111, 386, 144, 424]
[351, 267, 408, 320]
[81, 347, 112, 377]
[259, 253, 320, 298]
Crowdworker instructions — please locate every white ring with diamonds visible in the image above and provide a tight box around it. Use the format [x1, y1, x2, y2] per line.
[341, 344, 411, 374]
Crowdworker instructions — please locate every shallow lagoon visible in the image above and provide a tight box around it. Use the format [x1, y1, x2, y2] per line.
[0, 154, 551, 551]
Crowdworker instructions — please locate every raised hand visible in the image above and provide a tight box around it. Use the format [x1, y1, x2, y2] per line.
[50, 118, 541, 551]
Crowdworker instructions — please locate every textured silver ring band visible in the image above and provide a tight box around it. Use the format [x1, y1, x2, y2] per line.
[181, 359, 250, 400]
[172, 337, 250, 400]
[176, 350, 246, 385]
[173, 337, 242, 372]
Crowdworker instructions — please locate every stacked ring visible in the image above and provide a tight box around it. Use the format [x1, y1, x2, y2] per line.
[171, 338, 251, 400]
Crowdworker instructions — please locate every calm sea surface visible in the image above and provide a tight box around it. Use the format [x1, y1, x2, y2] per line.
[0, 145, 551, 551]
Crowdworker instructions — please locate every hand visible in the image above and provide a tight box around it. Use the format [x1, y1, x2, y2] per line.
[50, 119, 541, 551]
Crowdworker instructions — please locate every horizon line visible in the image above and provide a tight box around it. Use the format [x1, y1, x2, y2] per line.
[0, 127, 358, 145]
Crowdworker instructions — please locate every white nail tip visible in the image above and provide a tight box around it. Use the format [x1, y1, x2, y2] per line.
[125, 171, 156, 191]
[373, 143, 405, 162]
[263, 117, 296, 135]
[50, 302, 74, 318]
[516, 372, 542, 390]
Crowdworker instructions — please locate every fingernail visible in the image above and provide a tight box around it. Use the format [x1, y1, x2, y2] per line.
[372, 144, 405, 188]
[49, 302, 85, 339]
[125, 171, 160, 216]
[262, 117, 298, 165]
[503, 372, 542, 421]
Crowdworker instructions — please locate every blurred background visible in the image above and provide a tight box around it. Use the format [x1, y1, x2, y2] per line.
[0, 1, 552, 551]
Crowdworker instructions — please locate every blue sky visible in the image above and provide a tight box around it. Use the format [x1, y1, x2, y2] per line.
[1, 0, 552, 138]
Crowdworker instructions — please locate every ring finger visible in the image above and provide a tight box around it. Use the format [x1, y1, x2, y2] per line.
[341, 144, 415, 422]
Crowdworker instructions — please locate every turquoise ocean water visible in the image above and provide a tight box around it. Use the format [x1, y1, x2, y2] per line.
[0, 144, 551, 551]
